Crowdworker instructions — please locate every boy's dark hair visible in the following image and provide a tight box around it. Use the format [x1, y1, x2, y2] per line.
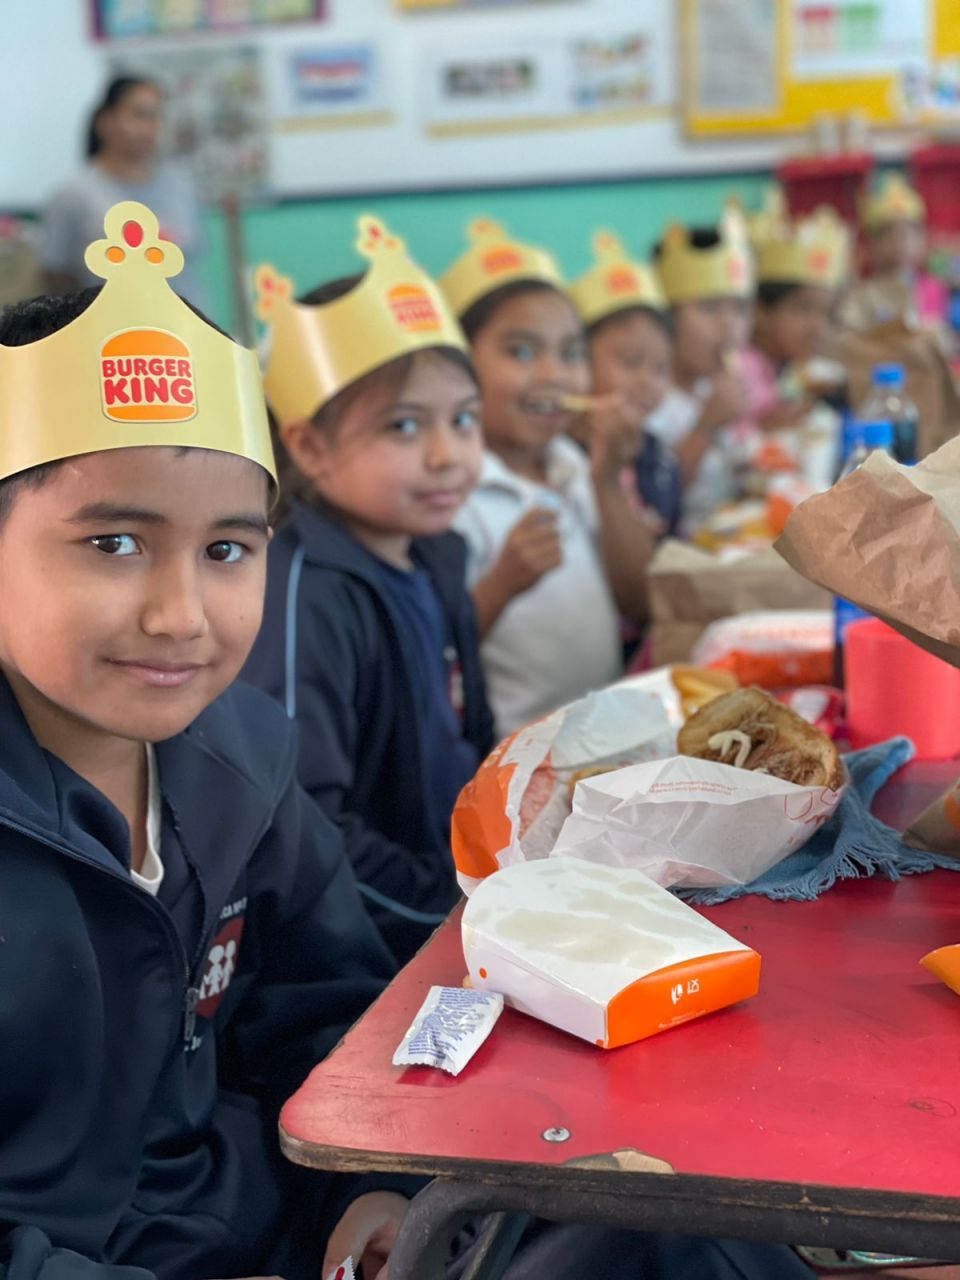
[0, 287, 235, 525]
[651, 227, 720, 261]
[459, 279, 569, 343]
[586, 303, 673, 344]
[756, 281, 804, 308]
[87, 75, 160, 158]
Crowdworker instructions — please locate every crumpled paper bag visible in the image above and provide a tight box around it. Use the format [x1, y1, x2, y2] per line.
[776, 433, 960, 670]
[551, 755, 843, 890]
[648, 539, 829, 665]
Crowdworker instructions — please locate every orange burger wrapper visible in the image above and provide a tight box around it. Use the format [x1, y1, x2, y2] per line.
[777, 436, 960, 996]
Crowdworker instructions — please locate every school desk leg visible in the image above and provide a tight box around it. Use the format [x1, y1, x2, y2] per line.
[388, 1179, 529, 1280]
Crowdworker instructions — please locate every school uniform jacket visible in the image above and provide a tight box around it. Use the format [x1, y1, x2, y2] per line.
[0, 674, 398, 1280]
[242, 500, 495, 965]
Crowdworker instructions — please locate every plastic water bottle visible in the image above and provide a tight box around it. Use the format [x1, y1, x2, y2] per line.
[833, 420, 896, 686]
[856, 363, 918, 465]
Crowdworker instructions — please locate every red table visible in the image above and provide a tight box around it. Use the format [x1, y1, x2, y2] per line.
[282, 761, 960, 1273]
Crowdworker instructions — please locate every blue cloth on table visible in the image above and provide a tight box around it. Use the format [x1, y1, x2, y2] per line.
[681, 737, 960, 906]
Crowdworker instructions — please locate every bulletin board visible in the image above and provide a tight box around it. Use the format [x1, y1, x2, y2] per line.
[682, 0, 960, 137]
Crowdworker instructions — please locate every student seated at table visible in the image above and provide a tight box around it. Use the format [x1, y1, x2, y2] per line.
[648, 206, 758, 530]
[442, 218, 655, 737]
[242, 219, 494, 967]
[570, 230, 682, 538]
[747, 195, 851, 422]
[839, 174, 948, 334]
[0, 203, 414, 1280]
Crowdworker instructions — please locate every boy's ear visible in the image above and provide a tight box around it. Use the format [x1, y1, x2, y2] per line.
[281, 418, 332, 486]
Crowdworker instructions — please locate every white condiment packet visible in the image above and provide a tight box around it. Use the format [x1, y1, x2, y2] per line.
[392, 985, 504, 1076]
[325, 1258, 355, 1280]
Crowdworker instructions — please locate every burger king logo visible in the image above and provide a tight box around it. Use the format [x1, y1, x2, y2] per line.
[100, 328, 197, 424]
[605, 266, 639, 296]
[388, 284, 443, 333]
[482, 247, 523, 275]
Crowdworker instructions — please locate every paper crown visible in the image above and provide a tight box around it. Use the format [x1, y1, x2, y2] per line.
[0, 201, 275, 485]
[861, 174, 925, 229]
[749, 189, 850, 289]
[256, 217, 467, 426]
[440, 218, 565, 319]
[655, 204, 754, 305]
[570, 231, 664, 327]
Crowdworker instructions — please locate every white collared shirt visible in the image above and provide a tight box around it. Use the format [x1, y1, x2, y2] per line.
[131, 744, 164, 897]
[455, 438, 622, 737]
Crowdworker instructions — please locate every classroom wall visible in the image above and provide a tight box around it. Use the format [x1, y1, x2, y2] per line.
[203, 169, 772, 332]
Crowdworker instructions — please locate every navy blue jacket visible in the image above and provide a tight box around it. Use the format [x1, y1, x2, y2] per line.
[0, 674, 397, 1280]
[242, 501, 495, 965]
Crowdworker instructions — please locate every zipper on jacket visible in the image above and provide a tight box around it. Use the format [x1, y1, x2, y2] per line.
[182, 984, 201, 1046]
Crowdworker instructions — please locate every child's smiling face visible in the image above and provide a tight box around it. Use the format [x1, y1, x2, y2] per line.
[0, 446, 270, 748]
[283, 350, 484, 552]
[467, 287, 589, 454]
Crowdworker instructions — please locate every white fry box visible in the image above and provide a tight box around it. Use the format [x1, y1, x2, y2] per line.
[462, 857, 760, 1050]
[552, 755, 843, 890]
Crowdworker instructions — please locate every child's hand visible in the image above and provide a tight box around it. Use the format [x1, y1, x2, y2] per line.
[757, 397, 815, 433]
[698, 369, 750, 433]
[584, 394, 644, 481]
[322, 1191, 409, 1280]
[493, 506, 563, 598]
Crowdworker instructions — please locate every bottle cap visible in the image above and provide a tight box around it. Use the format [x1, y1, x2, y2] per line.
[872, 362, 905, 388]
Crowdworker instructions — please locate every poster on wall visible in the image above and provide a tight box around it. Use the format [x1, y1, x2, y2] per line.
[398, 0, 573, 10]
[791, 0, 928, 81]
[111, 45, 269, 200]
[423, 28, 665, 135]
[277, 43, 392, 129]
[691, 0, 778, 113]
[92, 0, 325, 40]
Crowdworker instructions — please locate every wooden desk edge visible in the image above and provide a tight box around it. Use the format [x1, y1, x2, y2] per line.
[279, 1122, 960, 1233]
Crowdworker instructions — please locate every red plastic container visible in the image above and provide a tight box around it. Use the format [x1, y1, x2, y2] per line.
[776, 152, 875, 222]
[845, 618, 960, 759]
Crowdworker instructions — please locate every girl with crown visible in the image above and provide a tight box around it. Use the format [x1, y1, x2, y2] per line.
[243, 218, 494, 968]
[441, 219, 655, 738]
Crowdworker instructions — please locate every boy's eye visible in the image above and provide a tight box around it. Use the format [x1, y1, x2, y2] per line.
[453, 409, 481, 433]
[207, 541, 244, 564]
[507, 342, 536, 363]
[562, 341, 586, 365]
[91, 534, 139, 557]
[388, 416, 420, 438]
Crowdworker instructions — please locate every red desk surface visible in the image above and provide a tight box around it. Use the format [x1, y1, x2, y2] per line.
[282, 761, 960, 1201]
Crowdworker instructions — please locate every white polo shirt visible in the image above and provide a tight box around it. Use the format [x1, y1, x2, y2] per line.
[455, 438, 622, 738]
[647, 381, 738, 529]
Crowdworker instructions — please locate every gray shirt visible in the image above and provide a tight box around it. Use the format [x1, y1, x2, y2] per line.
[41, 162, 208, 309]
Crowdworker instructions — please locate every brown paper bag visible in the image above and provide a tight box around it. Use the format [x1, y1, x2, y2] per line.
[778, 442, 960, 857]
[648, 539, 829, 665]
[776, 434, 960, 669]
[827, 319, 960, 459]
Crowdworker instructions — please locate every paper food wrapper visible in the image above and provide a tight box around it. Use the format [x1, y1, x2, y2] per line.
[648, 539, 829, 666]
[462, 857, 761, 1049]
[552, 755, 843, 890]
[452, 677, 678, 894]
[691, 609, 834, 688]
[777, 435, 960, 671]
[904, 776, 960, 858]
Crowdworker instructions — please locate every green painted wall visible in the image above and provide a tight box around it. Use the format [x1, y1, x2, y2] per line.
[199, 170, 773, 332]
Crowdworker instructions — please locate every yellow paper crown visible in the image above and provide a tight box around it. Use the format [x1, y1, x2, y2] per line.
[0, 201, 275, 485]
[570, 230, 664, 327]
[861, 174, 925, 230]
[440, 218, 565, 319]
[750, 188, 850, 289]
[256, 216, 467, 426]
[655, 204, 754, 305]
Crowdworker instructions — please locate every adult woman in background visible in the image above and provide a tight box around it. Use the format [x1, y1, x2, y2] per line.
[40, 76, 207, 307]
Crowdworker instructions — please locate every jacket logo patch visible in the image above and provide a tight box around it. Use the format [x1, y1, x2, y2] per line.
[196, 916, 244, 1018]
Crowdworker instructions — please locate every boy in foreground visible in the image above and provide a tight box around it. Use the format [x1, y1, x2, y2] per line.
[0, 202, 408, 1280]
